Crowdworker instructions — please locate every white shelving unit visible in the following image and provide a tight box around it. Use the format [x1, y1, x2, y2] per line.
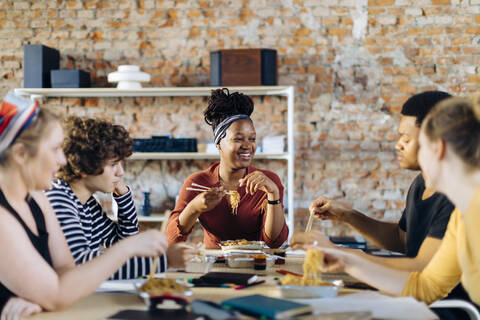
[107, 215, 168, 223]
[130, 152, 289, 160]
[15, 86, 295, 232]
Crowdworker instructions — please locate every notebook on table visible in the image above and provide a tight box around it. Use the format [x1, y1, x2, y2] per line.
[221, 294, 312, 319]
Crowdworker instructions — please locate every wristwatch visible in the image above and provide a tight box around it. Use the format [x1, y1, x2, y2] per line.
[267, 199, 281, 205]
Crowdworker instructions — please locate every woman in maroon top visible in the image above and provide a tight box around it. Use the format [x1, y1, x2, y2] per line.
[166, 89, 289, 249]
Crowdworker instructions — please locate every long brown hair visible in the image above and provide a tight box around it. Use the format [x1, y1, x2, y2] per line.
[422, 94, 480, 169]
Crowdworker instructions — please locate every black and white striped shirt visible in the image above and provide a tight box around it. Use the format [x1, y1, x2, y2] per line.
[46, 179, 166, 279]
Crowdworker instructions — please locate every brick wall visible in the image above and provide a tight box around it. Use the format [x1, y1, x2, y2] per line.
[1, 0, 479, 237]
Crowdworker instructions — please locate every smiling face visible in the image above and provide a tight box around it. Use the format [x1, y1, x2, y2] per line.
[395, 115, 421, 170]
[218, 119, 257, 170]
[27, 121, 66, 190]
[83, 159, 125, 193]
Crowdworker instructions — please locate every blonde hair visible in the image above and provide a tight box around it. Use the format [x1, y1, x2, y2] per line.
[0, 108, 60, 166]
[422, 94, 480, 169]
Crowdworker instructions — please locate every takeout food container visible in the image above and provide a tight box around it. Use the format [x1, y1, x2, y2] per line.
[185, 256, 215, 273]
[277, 284, 338, 299]
[134, 279, 192, 307]
[225, 253, 275, 269]
[220, 240, 265, 251]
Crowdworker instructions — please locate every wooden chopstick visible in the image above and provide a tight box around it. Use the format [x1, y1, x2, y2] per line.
[191, 182, 210, 190]
[305, 212, 314, 232]
[186, 187, 210, 192]
[149, 257, 158, 279]
[187, 187, 234, 195]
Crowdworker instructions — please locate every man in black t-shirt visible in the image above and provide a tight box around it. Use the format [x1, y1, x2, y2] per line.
[299, 91, 454, 272]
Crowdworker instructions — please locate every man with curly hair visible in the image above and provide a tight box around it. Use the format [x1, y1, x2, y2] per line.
[46, 116, 194, 279]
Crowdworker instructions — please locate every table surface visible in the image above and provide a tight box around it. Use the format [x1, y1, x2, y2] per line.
[26, 256, 403, 320]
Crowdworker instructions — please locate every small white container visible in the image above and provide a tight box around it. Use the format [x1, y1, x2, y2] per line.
[107, 65, 151, 89]
[184, 256, 214, 273]
[278, 284, 338, 299]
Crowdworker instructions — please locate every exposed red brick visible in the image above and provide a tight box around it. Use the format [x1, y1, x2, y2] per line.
[90, 31, 103, 41]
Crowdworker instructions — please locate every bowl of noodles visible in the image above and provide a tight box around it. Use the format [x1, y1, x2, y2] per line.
[277, 249, 339, 299]
[135, 278, 192, 306]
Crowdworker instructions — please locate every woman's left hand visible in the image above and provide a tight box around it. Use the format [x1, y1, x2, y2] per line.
[1, 297, 41, 320]
[239, 171, 279, 196]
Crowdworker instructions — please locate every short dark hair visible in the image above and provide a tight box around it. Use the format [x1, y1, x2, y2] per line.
[401, 91, 452, 126]
[57, 116, 133, 183]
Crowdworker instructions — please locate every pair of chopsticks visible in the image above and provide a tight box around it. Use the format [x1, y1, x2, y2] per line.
[186, 182, 211, 192]
[148, 257, 158, 279]
[305, 211, 314, 232]
[186, 182, 234, 194]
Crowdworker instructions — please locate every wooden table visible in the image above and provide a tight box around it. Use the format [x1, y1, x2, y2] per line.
[27, 257, 374, 320]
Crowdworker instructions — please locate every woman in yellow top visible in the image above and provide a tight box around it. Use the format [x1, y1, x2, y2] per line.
[306, 94, 480, 306]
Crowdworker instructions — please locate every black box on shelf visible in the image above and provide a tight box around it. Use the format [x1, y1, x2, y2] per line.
[51, 69, 91, 88]
[133, 137, 197, 153]
[210, 49, 277, 86]
[24, 44, 60, 88]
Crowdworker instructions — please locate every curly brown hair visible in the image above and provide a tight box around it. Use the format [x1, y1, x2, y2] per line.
[57, 116, 133, 183]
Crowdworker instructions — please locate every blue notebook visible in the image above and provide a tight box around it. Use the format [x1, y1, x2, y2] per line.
[221, 294, 312, 319]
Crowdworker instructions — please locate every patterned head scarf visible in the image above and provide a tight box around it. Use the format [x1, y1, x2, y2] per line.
[0, 92, 40, 154]
[213, 114, 252, 145]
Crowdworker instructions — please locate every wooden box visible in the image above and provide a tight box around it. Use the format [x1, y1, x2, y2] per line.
[210, 49, 277, 86]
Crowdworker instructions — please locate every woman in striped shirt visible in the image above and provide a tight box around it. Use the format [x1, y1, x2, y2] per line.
[46, 116, 193, 280]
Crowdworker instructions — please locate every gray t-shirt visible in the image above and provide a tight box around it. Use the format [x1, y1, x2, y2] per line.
[398, 174, 454, 257]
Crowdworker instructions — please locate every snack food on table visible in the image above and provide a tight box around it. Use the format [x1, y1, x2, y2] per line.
[139, 278, 186, 296]
[280, 249, 331, 286]
[222, 239, 251, 246]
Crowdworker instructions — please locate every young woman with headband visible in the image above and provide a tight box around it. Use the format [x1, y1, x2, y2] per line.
[0, 93, 170, 319]
[165, 88, 289, 249]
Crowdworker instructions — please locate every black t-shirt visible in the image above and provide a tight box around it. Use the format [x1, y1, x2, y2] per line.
[398, 174, 454, 257]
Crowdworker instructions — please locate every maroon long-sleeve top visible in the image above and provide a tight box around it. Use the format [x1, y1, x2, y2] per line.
[165, 163, 289, 249]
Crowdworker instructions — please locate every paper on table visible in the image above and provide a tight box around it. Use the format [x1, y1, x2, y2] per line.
[96, 280, 143, 293]
[285, 249, 306, 258]
[295, 291, 438, 320]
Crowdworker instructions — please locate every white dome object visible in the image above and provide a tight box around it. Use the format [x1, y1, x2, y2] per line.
[107, 65, 151, 89]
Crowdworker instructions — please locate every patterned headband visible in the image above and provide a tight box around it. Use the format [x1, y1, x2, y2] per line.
[0, 92, 40, 154]
[213, 114, 252, 145]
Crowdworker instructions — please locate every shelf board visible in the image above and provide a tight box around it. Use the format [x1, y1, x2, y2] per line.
[128, 152, 289, 160]
[14, 86, 292, 98]
[108, 215, 167, 222]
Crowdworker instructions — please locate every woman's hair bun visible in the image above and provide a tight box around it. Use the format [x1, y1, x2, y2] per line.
[203, 88, 254, 130]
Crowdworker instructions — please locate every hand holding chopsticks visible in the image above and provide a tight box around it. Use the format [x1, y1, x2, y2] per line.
[149, 257, 158, 279]
[186, 182, 211, 192]
[186, 182, 235, 195]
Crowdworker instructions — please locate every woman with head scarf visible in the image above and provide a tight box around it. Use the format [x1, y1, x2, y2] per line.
[165, 88, 289, 249]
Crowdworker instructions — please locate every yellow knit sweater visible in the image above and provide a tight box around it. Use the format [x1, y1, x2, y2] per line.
[402, 189, 480, 305]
